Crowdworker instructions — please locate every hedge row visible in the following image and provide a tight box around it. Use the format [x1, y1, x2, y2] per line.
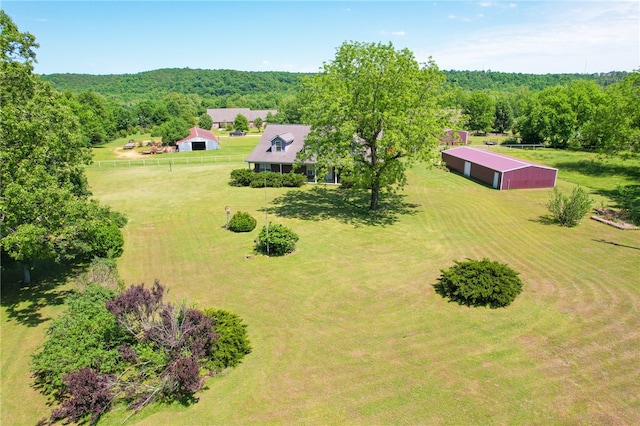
[230, 169, 306, 188]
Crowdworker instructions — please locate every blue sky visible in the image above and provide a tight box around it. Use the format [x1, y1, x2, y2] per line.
[3, 1, 638, 75]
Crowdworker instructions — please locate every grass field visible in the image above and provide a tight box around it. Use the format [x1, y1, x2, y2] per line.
[2, 143, 639, 425]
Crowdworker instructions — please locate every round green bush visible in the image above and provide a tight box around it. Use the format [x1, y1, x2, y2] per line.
[255, 223, 299, 256]
[228, 211, 257, 232]
[434, 258, 523, 308]
[202, 309, 252, 371]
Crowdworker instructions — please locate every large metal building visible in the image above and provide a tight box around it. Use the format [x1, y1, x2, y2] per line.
[441, 147, 558, 190]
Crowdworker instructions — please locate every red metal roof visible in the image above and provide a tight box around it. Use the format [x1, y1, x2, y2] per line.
[176, 127, 219, 144]
[442, 147, 557, 172]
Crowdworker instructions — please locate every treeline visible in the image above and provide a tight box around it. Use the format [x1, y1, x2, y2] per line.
[42, 68, 305, 104]
[41, 68, 629, 104]
[445, 70, 628, 92]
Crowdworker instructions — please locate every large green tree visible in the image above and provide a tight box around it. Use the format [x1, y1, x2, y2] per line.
[0, 11, 125, 283]
[580, 72, 640, 154]
[234, 113, 249, 132]
[462, 91, 495, 134]
[299, 41, 450, 210]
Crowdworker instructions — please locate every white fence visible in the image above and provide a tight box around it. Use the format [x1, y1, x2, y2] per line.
[90, 155, 247, 168]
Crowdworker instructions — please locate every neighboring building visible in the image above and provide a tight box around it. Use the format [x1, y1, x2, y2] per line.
[441, 129, 470, 146]
[206, 108, 277, 129]
[245, 124, 339, 183]
[441, 146, 558, 190]
[176, 127, 220, 152]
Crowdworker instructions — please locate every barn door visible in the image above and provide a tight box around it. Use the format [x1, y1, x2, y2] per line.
[463, 161, 471, 177]
[492, 172, 499, 189]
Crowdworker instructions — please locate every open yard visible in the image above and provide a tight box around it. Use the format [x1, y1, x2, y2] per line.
[2, 147, 639, 425]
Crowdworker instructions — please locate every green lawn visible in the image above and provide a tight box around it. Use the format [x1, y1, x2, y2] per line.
[2, 148, 639, 425]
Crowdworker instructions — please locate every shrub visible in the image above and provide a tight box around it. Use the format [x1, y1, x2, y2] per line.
[256, 223, 299, 256]
[615, 184, 640, 225]
[250, 171, 283, 188]
[49, 368, 115, 426]
[31, 285, 127, 396]
[76, 257, 123, 292]
[203, 309, 252, 371]
[281, 172, 306, 187]
[547, 186, 593, 227]
[230, 169, 254, 187]
[434, 258, 523, 308]
[228, 211, 257, 232]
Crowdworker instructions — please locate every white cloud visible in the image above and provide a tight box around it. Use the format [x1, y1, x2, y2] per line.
[392, 31, 406, 36]
[423, 1, 639, 73]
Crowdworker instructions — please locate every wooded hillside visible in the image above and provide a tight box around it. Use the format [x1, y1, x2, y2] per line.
[41, 68, 628, 102]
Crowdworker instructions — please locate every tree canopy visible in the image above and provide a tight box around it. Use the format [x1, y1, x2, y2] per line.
[299, 41, 451, 210]
[0, 11, 126, 283]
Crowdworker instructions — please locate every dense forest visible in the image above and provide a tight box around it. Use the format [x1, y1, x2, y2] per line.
[41, 68, 628, 103]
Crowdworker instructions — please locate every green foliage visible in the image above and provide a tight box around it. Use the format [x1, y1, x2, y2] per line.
[230, 169, 306, 188]
[256, 223, 299, 256]
[300, 41, 451, 210]
[203, 309, 252, 371]
[228, 211, 257, 233]
[229, 168, 255, 186]
[615, 184, 640, 226]
[76, 257, 123, 292]
[434, 258, 523, 308]
[462, 91, 496, 134]
[31, 285, 126, 396]
[234, 113, 249, 132]
[253, 116, 263, 131]
[198, 112, 213, 130]
[0, 14, 127, 282]
[280, 172, 306, 188]
[547, 186, 593, 227]
[250, 171, 283, 188]
[494, 98, 514, 133]
[153, 117, 190, 145]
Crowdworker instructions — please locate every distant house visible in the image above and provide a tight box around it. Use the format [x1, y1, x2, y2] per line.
[441, 129, 470, 146]
[441, 146, 557, 190]
[206, 108, 277, 129]
[245, 124, 339, 183]
[176, 127, 220, 152]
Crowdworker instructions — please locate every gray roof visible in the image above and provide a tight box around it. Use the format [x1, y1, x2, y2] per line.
[246, 124, 312, 165]
[206, 108, 277, 123]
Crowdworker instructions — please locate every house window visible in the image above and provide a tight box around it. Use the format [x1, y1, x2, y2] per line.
[274, 139, 283, 152]
[259, 163, 271, 172]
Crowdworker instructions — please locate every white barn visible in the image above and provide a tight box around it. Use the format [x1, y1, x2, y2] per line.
[176, 127, 220, 152]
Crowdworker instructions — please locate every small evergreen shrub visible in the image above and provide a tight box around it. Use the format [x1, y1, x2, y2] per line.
[434, 258, 523, 308]
[228, 211, 257, 232]
[546, 186, 593, 227]
[256, 223, 299, 256]
[203, 309, 252, 371]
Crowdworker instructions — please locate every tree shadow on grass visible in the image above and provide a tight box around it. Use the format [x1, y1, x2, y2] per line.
[261, 186, 421, 227]
[1, 259, 76, 327]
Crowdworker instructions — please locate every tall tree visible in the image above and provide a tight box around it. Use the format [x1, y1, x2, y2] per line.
[463, 91, 495, 135]
[581, 71, 640, 154]
[299, 41, 450, 210]
[233, 114, 249, 132]
[0, 11, 125, 283]
[493, 98, 514, 134]
[198, 112, 213, 130]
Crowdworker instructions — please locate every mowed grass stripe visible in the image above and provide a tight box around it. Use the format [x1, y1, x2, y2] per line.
[3, 156, 638, 425]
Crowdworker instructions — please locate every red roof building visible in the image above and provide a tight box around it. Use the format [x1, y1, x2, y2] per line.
[441, 147, 558, 190]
